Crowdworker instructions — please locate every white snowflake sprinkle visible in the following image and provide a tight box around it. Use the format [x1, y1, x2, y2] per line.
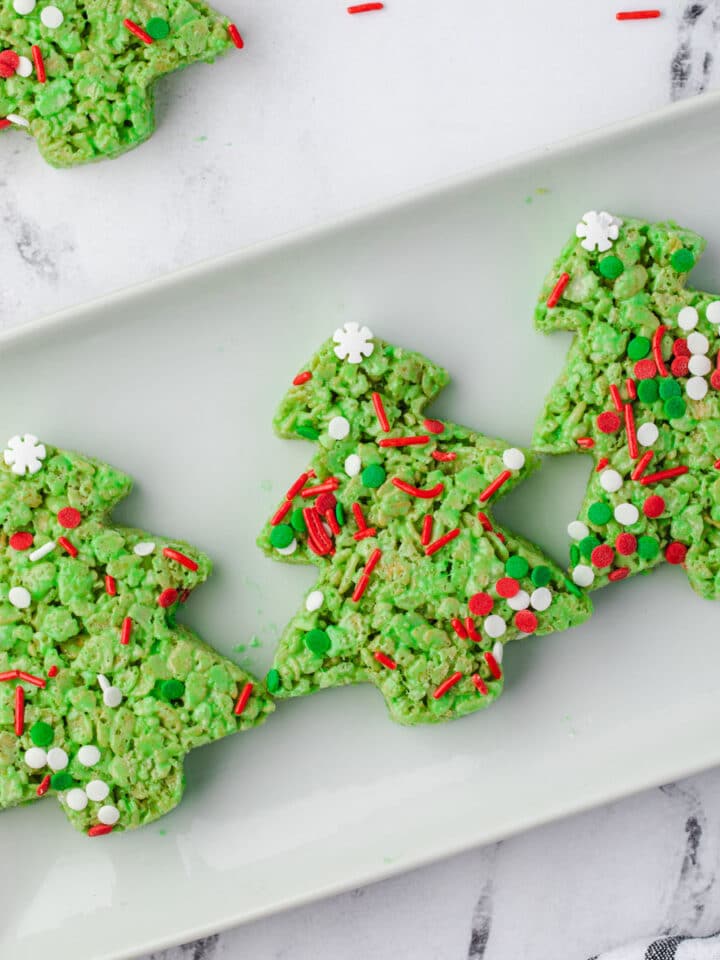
[333, 322, 374, 364]
[575, 211, 622, 253]
[4, 434, 46, 476]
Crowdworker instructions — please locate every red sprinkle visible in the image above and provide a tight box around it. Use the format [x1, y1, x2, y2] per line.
[271, 500, 293, 526]
[364, 548, 382, 576]
[451, 618, 468, 640]
[425, 528, 460, 556]
[316, 492, 337, 516]
[626, 378, 637, 401]
[715, 459, 720, 470]
[624, 404, 638, 459]
[234, 681, 254, 716]
[304, 507, 334, 555]
[514, 610, 538, 633]
[14, 685, 24, 736]
[421, 514, 433, 546]
[157, 588, 179, 608]
[546, 272, 570, 308]
[352, 502, 368, 531]
[286, 471, 312, 501]
[469, 592, 493, 616]
[0, 118, 10, 130]
[31, 45, 45, 83]
[465, 617, 481, 642]
[0, 671, 19, 682]
[348, 2, 384, 11]
[120, 617, 133, 645]
[392, 478, 444, 499]
[634, 358, 657, 380]
[433, 672, 463, 699]
[123, 18, 154, 43]
[379, 436, 429, 447]
[671, 356, 690, 378]
[476, 512, 493, 532]
[352, 549, 382, 601]
[88, 824, 114, 838]
[609, 384, 623, 412]
[597, 412, 621, 434]
[57, 507, 81, 529]
[596, 458, 610, 472]
[18, 672, 45, 688]
[484, 651, 502, 680]
[9, 532, 33, 551]
[228, 23, 244, 48]
[591, 544, 615, 568]
[665, 542, 688, 565]
[0, 50, 19, 78]
[630, 450, 654, 481]
[374, 651, 396, 670]
[471, 673, 488, 696]
[325, 508, 341, 536]
[616, 9, 661, 20]
[300, 478, 340, 498]
[47, 665, 58, 678]
[423, 419, 444, 435]
[673, 338, 690, 357]
[712, 370, 720, 391]
[478, 470, 512, 503]
[609, 567, 630, 581]
[496, 577, 519, 599]
[576, 437, 596, 449]
[615, 533, 637, 556]
[652, 325, 669, 377]
[431, 451, 457, 462]
[640, 466, 689, 485]
[105, 575, 117, 596]
[163, 547, 199, 572]
[36, 774, 51, 797]
[292, 371, 312, 386]
[372, 392, 391, 432]
[57, 536, 78, 557]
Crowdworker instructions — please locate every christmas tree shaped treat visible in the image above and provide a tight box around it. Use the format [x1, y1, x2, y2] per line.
[0, 0, 243, 167]
[533, 212, 720, 599]
[258, 326, 592, 725]
[0, 435, 272, 836]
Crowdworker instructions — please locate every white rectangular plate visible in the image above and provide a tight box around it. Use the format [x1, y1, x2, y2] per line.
[4, 92, 720, 960]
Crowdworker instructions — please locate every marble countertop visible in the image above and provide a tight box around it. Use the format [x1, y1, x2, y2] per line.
[3, 2, 720, 958]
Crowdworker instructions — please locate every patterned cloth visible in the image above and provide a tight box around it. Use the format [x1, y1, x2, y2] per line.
[591, 932, 720, 959]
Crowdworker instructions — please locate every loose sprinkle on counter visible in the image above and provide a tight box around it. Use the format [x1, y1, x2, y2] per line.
[616, 9, 661, 20]
[348, 2, 384, 12]
[228, 23, 244, 48]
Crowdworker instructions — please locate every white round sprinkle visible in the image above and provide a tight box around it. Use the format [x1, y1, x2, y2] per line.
[40, 5, 63, 27]
[86, 779, 109, 802]
[276, 539, 297, 556]
[15, 57, 33, 78]
[13, 0, 36, 13]
[567, 520, 589, 541]
[103, 686, 123, 708]
[98, 804, 120, 826]
[677, 306, 698, 331]
[599, 469, 622, 493]
[78, 745, 101, 768]
[502, 448, 525, 471]
[686, 376, 708, 401]
[47, 747, 68, 771]
[133, 541, 155, 556]
[530, 587, 552, 611]
[507, 589, 530, 611]
[636, 422, 659, 447]
[484, 615, 507, 639]
[687, 332, 709, 355]
[65, 788, 88, 812]
[328, 416, 350, 440]
[614, 502, 639, 526]
[706, 301, 720, 325]
[344, 454, 361, 477]
[689, 354, 712, 376]
[8, 586, 31, 609]
[25, 747, 47, 769]
[305, 590, 324, 612]
[492, 641, 504, 664]
[572, 564, 595, 587]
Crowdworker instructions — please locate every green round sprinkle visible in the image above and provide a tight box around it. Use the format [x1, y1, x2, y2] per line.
[637, 379, 658, 404]
[304, 629, 331, 656]
[335, 502, 344, 526]
[588, 501, 612, 525]
[362, 464, 386, 488]
[658, 378, 681, 399]
[664, 396, 686, 420]
[296, 424, 319, 441]
[579, 535, 601, 559]
[50, 772, 73, 791]
[290, 508, 307, 533]
[160, 679, 185, 702]
[146, 16, 170, 39]
[627, 336, 651, 361]
[570, 544, 580, 566]
[30, 721, 53, 747]
[598, 256, 624, 279]
[269, 524, 294, 549]
[670, 248, 695, 273]
[266, 668, 281, 693]
[530, 565, 552, 587]
[505, 556, 529, 579]
[637, 535, 660, 560]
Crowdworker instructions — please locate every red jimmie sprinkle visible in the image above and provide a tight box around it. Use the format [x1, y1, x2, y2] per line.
[576, 437, 595, 449]
[352, 502, 368, 531]
[378, 436, 429, 447]
[711, 369, 720, 391]
[88, 824, 114, 837]
[665, 542, 688, 565]
[47, 665, 58, 678]
[631, 450, 654, 481]
[157, 588, 179, 608]
[18, 671, 45, 688]
[432, 451, 457, 462]
[715, 459, 720, 470]
[271, 500, 293, 526]
[292, 371, 312, 386]
[300, 478, 340, 498]
[120, 617, 133, 645]
[465, 617, 481, 641]
[609, 567, 630, 581]
[451, 618, 468, 640]
[348, 2, 384, 11]
[640, 465, 689, 485]
[14, 685, 24, 736]
[476, 512, 493, 532]
[626, 378, 637, 401]
[304, 507, 334, 555]
[57, 536, 78, 557]
[0, 118, 11, 130]
[609, 383, 623, 412]
[652, 325, 669, 377]
[616, 9, 661, 20]
[478, 470, 511, 503]
[374, 651, 396, 670]
[105, 574, 117, 596]
[433, 671, 463, 699]
[234, 681, 254, 716]
[469, 592, 493, 616]
[286, 471, 313, 501]
[423, 419, 444, 435]
[425, 528, 460, 556]
[163, 547, 199, 572]
[9, 532, 33, 551]
[596, 458, 610, 472]
[471, 673, 488, 696]
[421, 514, 434, 546]
[392, 478, 445, 499]
[123, 18, 154, 43]
[228, 23, 244, 48]
[514, 610, 538, 633]
[546, 272, 570, 308]
[0, 671, 19, 682]
[57, 507, 81, 529]
[352, 549, 382, 601]
[371, 392, 391, 432]
[36, 774, 51, 797]
[31, 45, 45, 83]
[484, 651, 502, 680]
[624, 404, 638, 459]
[325, 508, 341, 536]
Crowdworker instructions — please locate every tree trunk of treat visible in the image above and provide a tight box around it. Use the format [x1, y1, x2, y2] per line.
[533, 212, 720, 601]
[259, 327, 592, 725]
[0, 437, 272, 836]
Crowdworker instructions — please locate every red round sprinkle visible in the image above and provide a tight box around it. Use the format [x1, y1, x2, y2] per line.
[711, 370, 720, 391]
[634, 358, 657, 380]
[9, 532, 33, 550]
[597, 411, 621, 434]
[671, 356, 690, 377]
[157, 588, 179, 608]
[423, 419, 444, 435]
[468, 592, 493, 616]
[315, 492, 337, 514]
[495, 577, 519, 598]
[609, 567, 630, 581]
[57, 507, 81, 529]
[643, 494, 665, 518]
[514, 609, 538, 633]
[591, 544, 614, 568]
[673, 338, 690, 357]
[0, 50, 19, 78]
[615, 533, 637, 556]
[665, 542, 688, 565]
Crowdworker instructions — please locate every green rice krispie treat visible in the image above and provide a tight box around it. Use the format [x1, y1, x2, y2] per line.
[258, 326, 592, 725]
[0, 0, 243, 167]
[0, 434, 272, 836]
[534, 212, 720, 599]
